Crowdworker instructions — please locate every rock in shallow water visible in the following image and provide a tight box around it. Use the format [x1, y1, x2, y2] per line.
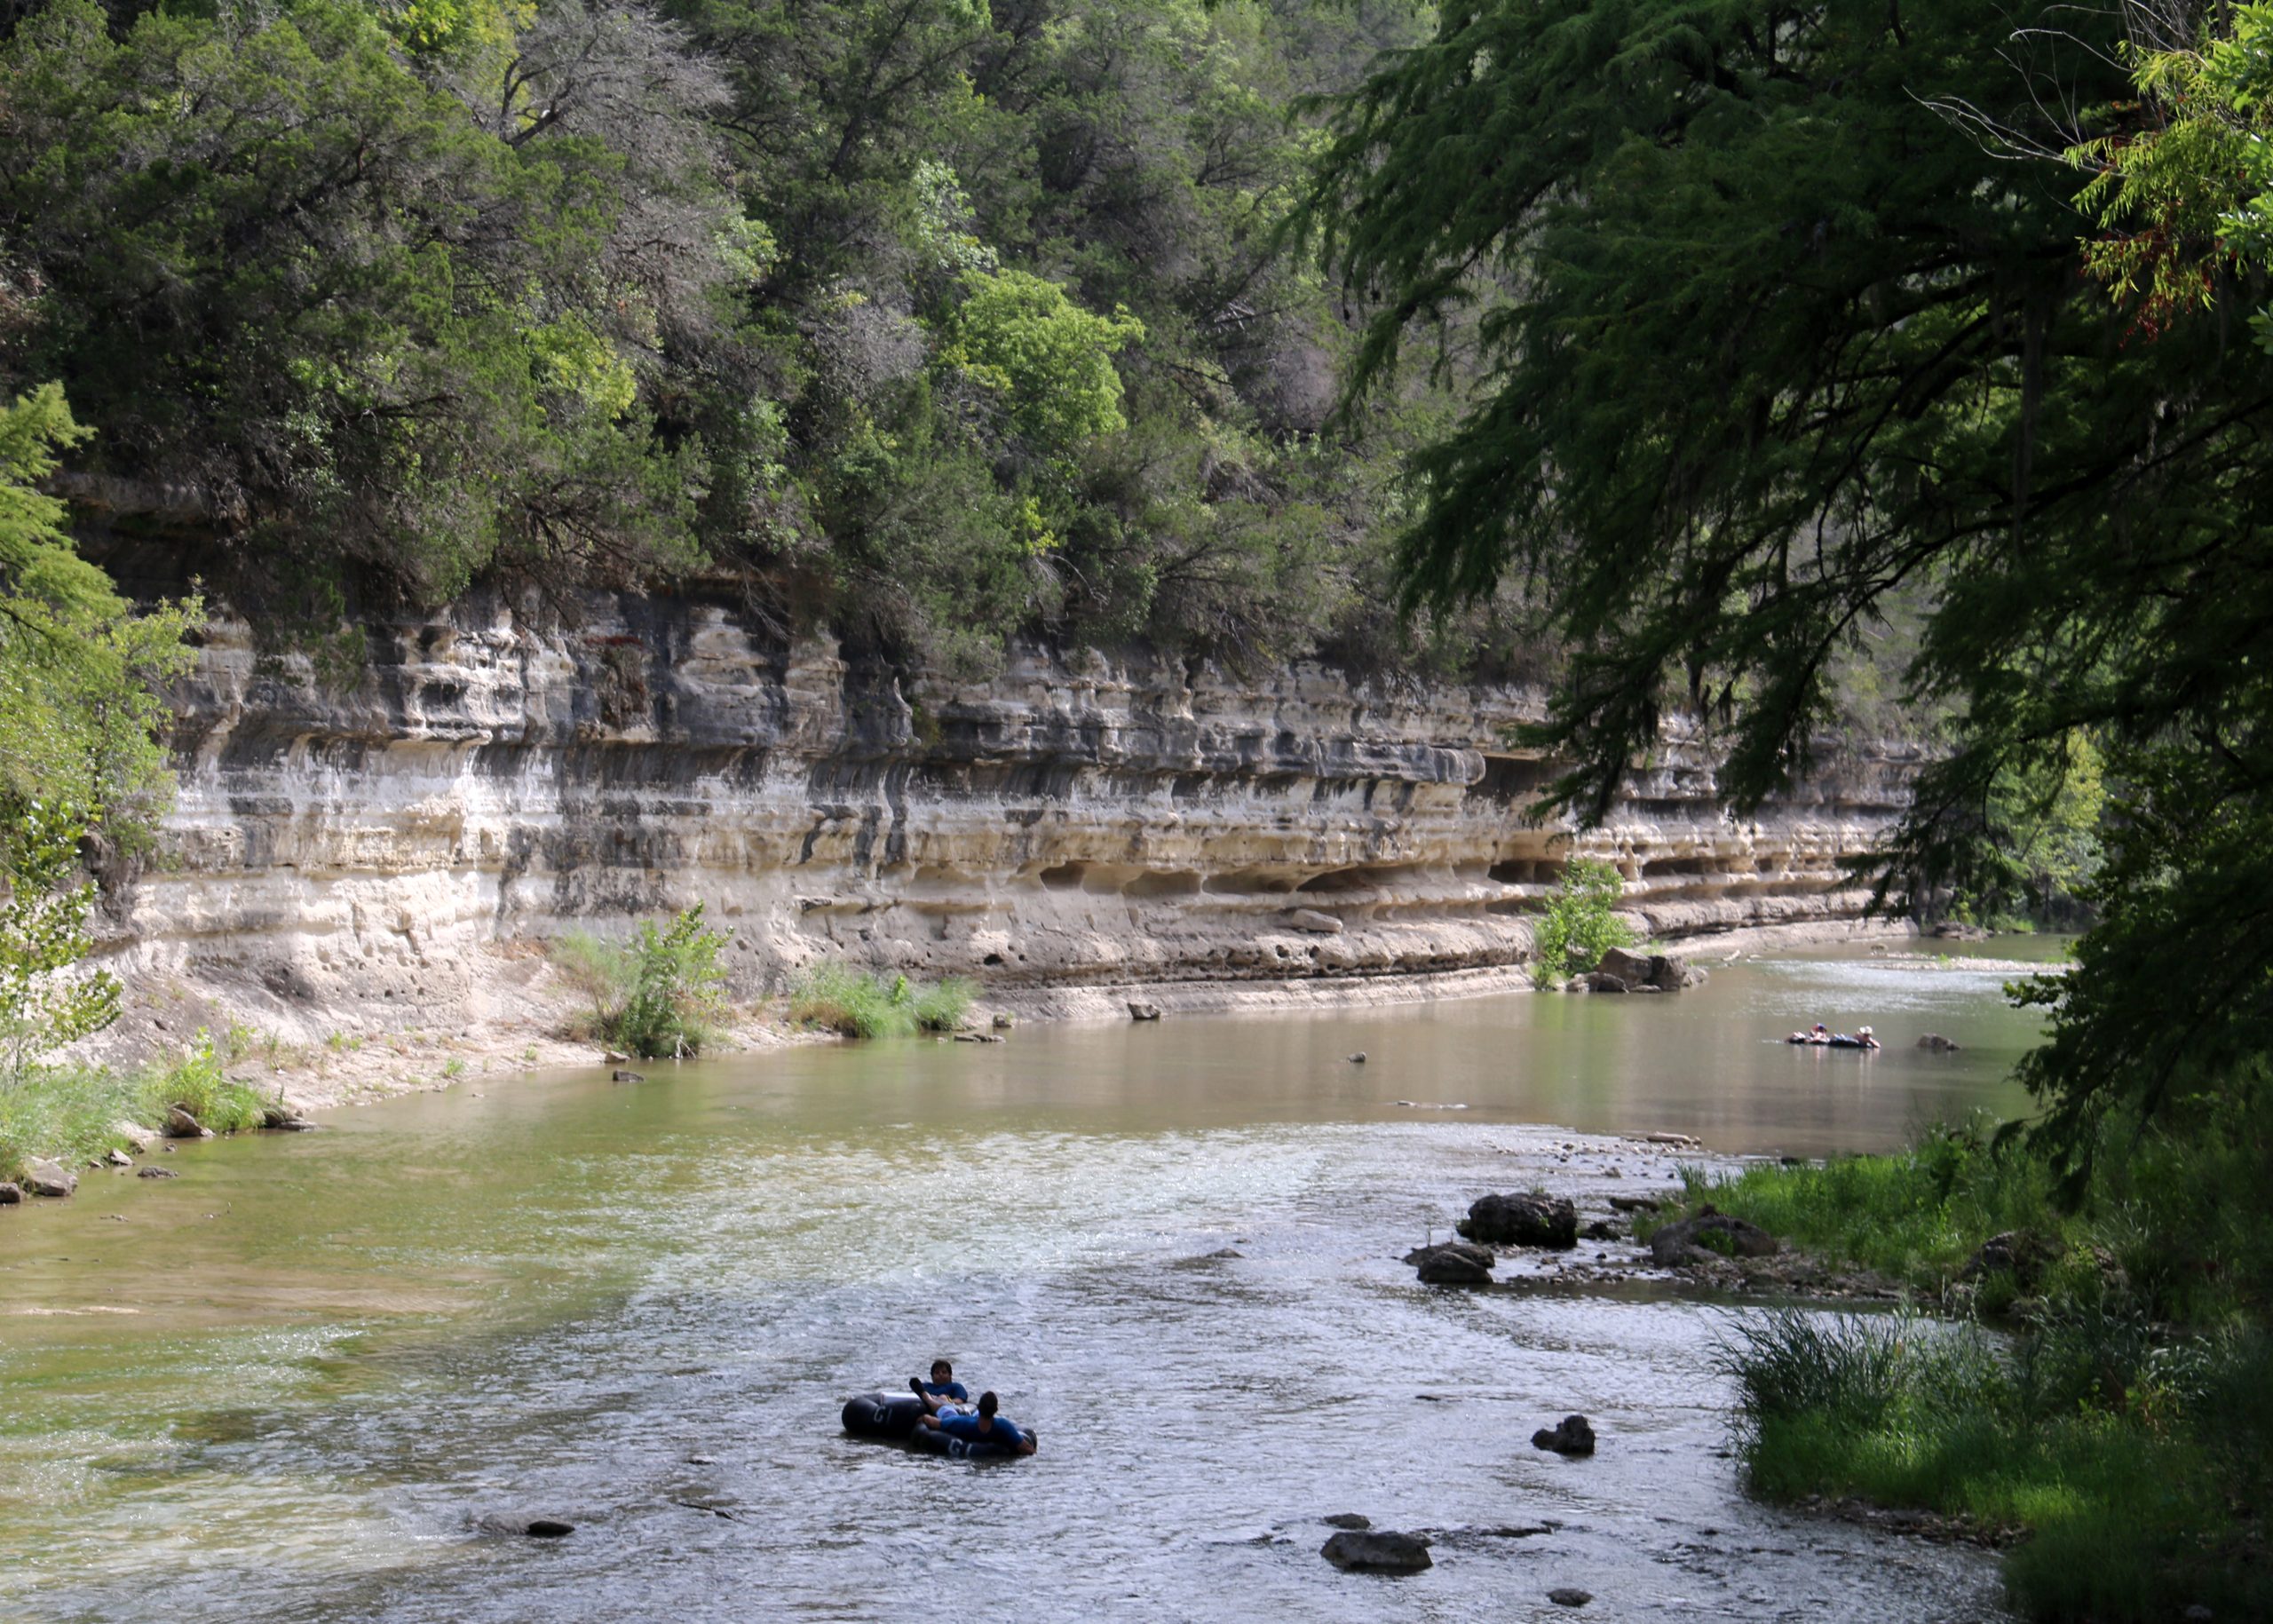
[1320, 1530, 1430, 1572]
[1548, 1587, 1594, 1607]
[163, 1107, 210, 1140]
[1126, 1001, 1161, 1021]
[1458, 1192, 1578, 1249]
[24, 1160, 76, 1198]
[136, 1166, 179, 1179]
[0, 1181, 20, 1204]
[1532, 1415, 1596, 1456]
[1413, 1245, 1494, 1286]
[1648, 1210, 1779, 1266]
[1321, 1513, 1371, 1530]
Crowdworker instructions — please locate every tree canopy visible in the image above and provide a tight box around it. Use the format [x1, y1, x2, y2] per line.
[0, 0, 1465, 669]
[1302, 0, 2273, 1165]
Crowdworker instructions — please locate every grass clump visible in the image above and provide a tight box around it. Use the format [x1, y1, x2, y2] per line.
[0, 1027, 271, 1182]
[1722, 1310, 2273, 1622]
[138, 1029, 269, 1132]
[550, 905, 732, 1059]
[1649, 1116, 2061, 1294]
[788, 964, 975, 1039]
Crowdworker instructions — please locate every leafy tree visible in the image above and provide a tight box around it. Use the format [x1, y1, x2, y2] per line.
[558, 905, 731, 1058]
[1530, 858, 1635, 987]
[938, 268, 1144, 470]
[0, 383, 196, 843]
[0, 0, 756, 602]
[0, 798, 121, 1082]
[1301, 0, 2270, 1168]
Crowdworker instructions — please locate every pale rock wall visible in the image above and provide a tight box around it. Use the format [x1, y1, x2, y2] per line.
[107, 589, 1915, 1037]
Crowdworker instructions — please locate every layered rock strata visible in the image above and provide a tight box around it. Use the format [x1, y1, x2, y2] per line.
[106, 590, 1914, 1035]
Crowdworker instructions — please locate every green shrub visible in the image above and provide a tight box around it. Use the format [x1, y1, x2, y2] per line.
[614, 906, 730, 1059]
[1529, 858, 1635, 986]
[788, 964, 976, 1039]
[138, 1030, 269, 1133]
[546, 907, 731, 1059]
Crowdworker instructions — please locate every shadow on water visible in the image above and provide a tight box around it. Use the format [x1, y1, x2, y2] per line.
[0, 953, 2042, 1620]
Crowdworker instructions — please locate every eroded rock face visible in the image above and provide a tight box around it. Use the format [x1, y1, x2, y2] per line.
[99, 589, 1913, 1034]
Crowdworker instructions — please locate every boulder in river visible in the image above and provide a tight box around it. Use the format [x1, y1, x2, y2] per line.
[164, 1106, 211, 1139]
[1648, 1209, 1779, 1266]
[1532, 1414, 1596, 1456]
[1411, 1243, 1495, 1286]
[1596, 947, 1700, 991]
[1582, 971, 1629, 994]
[1322, 1512, 1372, 1530]
[612, 1068, 645, 1083]
[136, 1166, 180, 1179]
[1458, 1192, 1579, 1250]
[1127, 1001, 1162, 1022]
[0, 1181, 20, 1205]
[1580, 1218, 1621, 1241]
[1549, 1588, 1595, 1607]
[1916, 1033, 1962, 1052]
[105, 1148, 133, 1167]
[24, 1160, 77, 1199]
[1320, 1529, 1431, 1573]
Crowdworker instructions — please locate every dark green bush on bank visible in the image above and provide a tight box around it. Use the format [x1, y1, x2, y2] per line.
[1696, 1088, 2273, 1622]
[551, 907, 731, 1059]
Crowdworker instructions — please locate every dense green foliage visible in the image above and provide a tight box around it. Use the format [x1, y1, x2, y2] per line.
[1302, 0, 2272, 1174]
[1669, 1098, 2273, 1619]
[1527, 858, 1634, 986]
[788, 963, 974, 1038]
[0, 383, 195, 839]
[0, 1027, 269, 1184]
[553, 905, 731, 1058]
[1723, 1310, 2272, 1622]
[0, 0, 1463, 669]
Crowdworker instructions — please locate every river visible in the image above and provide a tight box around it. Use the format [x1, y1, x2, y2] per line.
[0, 946, 2056, 1620]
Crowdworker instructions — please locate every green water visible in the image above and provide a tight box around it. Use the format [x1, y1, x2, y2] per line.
[0, 952, 2045, 1620]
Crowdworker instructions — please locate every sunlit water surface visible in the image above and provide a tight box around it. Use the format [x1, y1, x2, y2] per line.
[0, 947, 2056, 1620]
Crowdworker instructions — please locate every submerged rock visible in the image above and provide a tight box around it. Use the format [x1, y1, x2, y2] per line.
[1322, 1512, 1372, 1530]
[1548, 1587, 1595, 1607]
[136, 1167, 180, 1179]
[1458, 1192, 1579, 1250]
[1532, 1415, 1596, 1456]
[611, 1068, 645, 1083]
[1916, 1033, 1962, 1051]
[472, 1513, 575, 1539]
[24, 1160, 77, 1199]
[1320, 1529, 1431, 1572]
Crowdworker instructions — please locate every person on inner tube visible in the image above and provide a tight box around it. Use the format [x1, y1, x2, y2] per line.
[919, 1390, 1036, 1455]
[909, 1359, 971, 1414]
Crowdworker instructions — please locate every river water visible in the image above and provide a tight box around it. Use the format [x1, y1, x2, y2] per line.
[1, 947, 2056, 1621]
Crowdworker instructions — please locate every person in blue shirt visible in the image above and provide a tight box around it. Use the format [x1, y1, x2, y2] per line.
[919, 1390, 1035, 1455]
[909, 1360, 969, 1414]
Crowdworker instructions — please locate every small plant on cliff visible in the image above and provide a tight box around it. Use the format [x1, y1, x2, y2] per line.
[1529, 859, 1635, 986]
[788, 963, 974, 1040]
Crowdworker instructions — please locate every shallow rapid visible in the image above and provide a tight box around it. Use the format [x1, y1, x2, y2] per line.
[0, 948, 2053, 1620]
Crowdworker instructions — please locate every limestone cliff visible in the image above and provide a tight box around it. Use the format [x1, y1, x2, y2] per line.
[107, 588, 1914, 1037]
